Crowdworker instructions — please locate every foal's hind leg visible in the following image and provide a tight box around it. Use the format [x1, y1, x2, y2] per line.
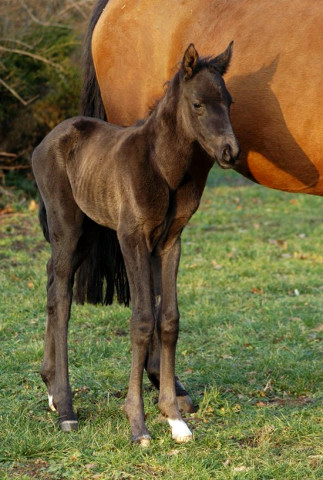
[41, 200, 92, 430]
[41, 217, 96, 423]
[41, 257, 57, 412]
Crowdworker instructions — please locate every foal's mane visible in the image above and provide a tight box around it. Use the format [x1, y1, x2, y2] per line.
[147, 56, 223, 116]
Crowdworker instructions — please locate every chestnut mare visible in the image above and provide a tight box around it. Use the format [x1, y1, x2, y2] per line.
[86, 0, 323, 196]
[82, 0, 323, 415]
[33, 44, 239, 444]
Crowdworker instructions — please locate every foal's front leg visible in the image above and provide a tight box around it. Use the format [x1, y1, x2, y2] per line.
[157, 239, 193, 443]
[118, 229, 155, 446]
[146, 326, 195, 413]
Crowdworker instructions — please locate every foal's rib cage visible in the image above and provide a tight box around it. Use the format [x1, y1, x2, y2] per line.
[32, 43, 240, 445]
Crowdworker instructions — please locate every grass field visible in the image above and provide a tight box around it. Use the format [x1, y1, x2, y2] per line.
[0, 169, 322, 479]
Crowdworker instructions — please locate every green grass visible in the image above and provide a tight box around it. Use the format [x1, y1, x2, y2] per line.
[0, 169, 322, 479]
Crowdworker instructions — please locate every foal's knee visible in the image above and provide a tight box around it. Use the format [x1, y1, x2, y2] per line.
[130, 311, 155, 345]
[160, 309, 180, 343]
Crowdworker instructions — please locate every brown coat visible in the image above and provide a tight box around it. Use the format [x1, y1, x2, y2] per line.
[92, 0, 323, 194]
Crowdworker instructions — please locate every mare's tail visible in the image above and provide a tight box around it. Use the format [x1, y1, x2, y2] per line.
[81, 0, 109, 119]
[75, 0, 130, 306]
[75, 226, 130, 306]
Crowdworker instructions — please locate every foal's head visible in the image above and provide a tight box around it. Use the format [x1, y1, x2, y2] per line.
[177, 42, 240, 168]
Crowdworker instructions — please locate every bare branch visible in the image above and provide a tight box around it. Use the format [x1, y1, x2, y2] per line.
[56, 0, 93, 20]
[0, 78, 39, 106]
[19, 0, 72, 29]
[0, 45, 64, 72]
[0, 185, 15, 198]
[0, 37, 34, 50]
[0, 165, 31, 170]
[0, 152, 18, 158]
[0, 78, 29, 106]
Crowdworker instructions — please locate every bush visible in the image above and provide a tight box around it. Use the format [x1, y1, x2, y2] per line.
[0, 0, 93, 179]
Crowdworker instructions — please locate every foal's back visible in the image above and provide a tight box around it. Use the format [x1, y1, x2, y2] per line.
[32, 116, 166, 230]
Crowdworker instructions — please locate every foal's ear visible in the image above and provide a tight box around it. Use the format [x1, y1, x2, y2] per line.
[182, 43, 199, 79]
[211, 41, 234, 75]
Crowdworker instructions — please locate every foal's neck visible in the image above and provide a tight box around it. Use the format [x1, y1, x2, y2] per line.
[144, 79, 193, 190]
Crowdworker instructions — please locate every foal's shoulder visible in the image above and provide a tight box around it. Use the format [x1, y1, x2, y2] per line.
[54, 116, 120, 136]
[71, 115, 106, 132]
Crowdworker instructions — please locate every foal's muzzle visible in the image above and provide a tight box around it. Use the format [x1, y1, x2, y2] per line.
[217, 143, 241, 169]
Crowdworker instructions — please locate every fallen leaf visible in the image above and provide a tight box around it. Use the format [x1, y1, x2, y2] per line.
[232, 466, 251, 473]
[212, 260, 222, 270]
[28, 199, 38, 212]
[251, 287, 263, 295]
[308, 455, 323, 469]
[167, 449, 180, 456]
[0, 205, 14, 215]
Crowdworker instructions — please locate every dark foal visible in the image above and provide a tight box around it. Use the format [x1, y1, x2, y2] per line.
[32, 43, 240, 445]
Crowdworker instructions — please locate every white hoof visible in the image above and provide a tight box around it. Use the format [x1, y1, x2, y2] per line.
[168, 418, 193, 443]
[48, 394, 57, 412]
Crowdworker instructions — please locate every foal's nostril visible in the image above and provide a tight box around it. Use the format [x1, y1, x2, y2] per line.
[222, 144, 232, 163]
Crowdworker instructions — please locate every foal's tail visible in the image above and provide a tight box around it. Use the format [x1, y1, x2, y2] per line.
[38, 193, 50, 243]
[75, 0, 130, 306]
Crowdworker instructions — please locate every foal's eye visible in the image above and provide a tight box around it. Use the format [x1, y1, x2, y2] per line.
[192, 102, 204, 113]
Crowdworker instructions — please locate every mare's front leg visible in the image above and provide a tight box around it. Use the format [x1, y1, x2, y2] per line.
[118, 228, 155, 446]
[156, 238, 193, 443]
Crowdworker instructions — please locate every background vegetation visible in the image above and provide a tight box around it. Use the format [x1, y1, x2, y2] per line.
[0, 0, 93, 192]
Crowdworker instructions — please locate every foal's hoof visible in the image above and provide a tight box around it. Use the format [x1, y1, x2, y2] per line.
[169, 419, 193, 444]
[173, 433, 193, 444]
[177, 395, 196, 414]
[60, 420, 78, 432]
[132, 434, 151, 447]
